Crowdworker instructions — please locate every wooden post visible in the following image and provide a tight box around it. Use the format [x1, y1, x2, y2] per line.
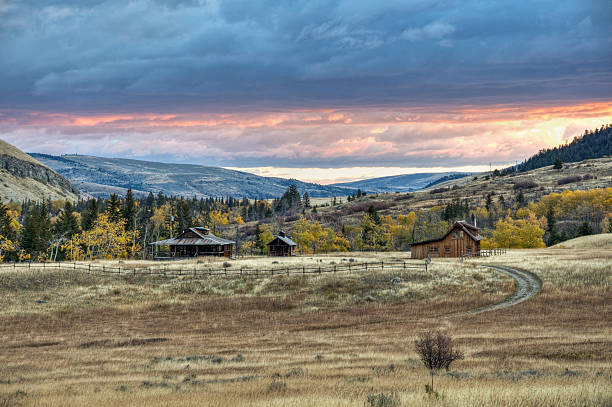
[88, 264, 91, 274]
[381, 261, 384, 270]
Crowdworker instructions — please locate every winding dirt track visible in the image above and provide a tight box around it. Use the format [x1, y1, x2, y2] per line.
[467, 265, 542, 314]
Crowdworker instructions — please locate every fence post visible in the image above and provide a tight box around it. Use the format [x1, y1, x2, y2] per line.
[302, 266, 305, 275]
[381, 261, 384, 270]
[403, 261, 406, 271]
[365, 263, 368, 271]
[88, 264, 91, 274]
[224, 267, 227, 276]
[118, 267, 121, 275]
[425, 260, 428, 272]
[240, 267, 243, 277]
[102, 265, 105, 273]
[286, 267, 289, 276]
[74, 262, 76, 270]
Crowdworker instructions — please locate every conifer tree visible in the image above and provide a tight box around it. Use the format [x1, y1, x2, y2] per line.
[55, 201, 80, 238]
[122, 188, 137, 230]
[303, 192, 311, 208]
[106, 193, 121, 223]
[19, 205, 52, 258]
[81, 199, 99, 230]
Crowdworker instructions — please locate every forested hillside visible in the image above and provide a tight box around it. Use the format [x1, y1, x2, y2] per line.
[517, 124, 611, 172]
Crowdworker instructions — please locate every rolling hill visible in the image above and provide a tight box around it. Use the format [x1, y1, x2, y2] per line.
[333, 172, 470, 193]
[0, 140, 81, 202]
[30, 154, 361, 199]
[30, 153, 456, 199]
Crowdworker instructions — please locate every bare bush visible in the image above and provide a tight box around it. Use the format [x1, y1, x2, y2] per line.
[414, 330, 464, 393]
[513, 180, 538, 190]
[557, 175, 582, 185]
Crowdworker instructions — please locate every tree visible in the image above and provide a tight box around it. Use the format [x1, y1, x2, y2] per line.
[414, 330, 464, 394]
[106, 193, 121, 223]
[81, 199, 99, 231]
[19, 205, 53, 260]
[122, 188, 137, 231]
[553, 157, 563, 170]
[55, 201, 80, 238]
[302, 192, 311, 208]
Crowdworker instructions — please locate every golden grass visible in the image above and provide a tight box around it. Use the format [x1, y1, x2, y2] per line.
[0, 249, 610, 406]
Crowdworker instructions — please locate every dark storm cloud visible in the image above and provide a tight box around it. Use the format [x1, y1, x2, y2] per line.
[1, 0, 611, 112]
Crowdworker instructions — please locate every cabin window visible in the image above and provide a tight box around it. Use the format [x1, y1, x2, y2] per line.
[428, 246, 438, 253]
[452, 232, 459, 239]
[444, 246, 450, 254]
[460, 231, 464, 238]
[467, 247, 473, 253]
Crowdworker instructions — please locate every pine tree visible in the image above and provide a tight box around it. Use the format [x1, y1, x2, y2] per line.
[55, 201, 80, 238]
[19, 205, 52, 257]
[367, 205, 381, 225]
[553, 157, 563, 170]
[303, 192, 311, 208]
[176, 200, 192, 231]
[106, 193, 121, 223]
[122, 188, 137, 230]
[81, 199, 99, 230]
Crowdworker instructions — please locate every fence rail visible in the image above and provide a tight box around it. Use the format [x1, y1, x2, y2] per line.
[461, 248, 507, 260]
[0, 259, 428, 279]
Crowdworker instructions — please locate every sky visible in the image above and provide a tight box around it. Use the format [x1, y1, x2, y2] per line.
[0, 0, 611, 184]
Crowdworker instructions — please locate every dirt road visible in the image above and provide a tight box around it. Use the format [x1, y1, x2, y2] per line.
[469, 265, 542, 314]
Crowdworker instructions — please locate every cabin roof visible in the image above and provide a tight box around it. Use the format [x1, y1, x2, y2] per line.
[151, 227, 235, 246]
[411, 221, 482, 246]
[267, 235, 297, 246]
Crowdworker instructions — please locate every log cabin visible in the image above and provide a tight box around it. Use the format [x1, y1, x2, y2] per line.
[151, 227, 235, 258]
[410, 221, 483, 259]
[267, 230, 297, 256]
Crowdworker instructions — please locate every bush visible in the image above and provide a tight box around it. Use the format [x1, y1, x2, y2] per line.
[513, 180, 538, 190]
[430, 187, 449, 194]
[367, 392, 400, 407]
[557, 176, 582, 185]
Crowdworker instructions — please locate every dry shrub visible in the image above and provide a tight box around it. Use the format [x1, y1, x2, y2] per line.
[513, 180, 538, 190]
[557, 176, 582, 185]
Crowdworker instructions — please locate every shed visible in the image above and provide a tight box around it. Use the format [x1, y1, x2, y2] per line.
[410, 221, 482, 259]
[267, 230, 297, 256]
[151, 227, 235, 258]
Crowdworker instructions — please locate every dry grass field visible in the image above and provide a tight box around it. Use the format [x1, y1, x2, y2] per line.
[0, 241, 610, 406]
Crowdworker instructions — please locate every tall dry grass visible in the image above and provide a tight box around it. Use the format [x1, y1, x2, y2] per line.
[0, 249, 610, 406]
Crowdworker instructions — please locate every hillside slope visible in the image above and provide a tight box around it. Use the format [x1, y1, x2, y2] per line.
[0, 140, 81, 202]
[308, 157, 612, 228]
[552, 233, 612, 250]
[31, 154, 359, 199]
[332, 172, 468, 193]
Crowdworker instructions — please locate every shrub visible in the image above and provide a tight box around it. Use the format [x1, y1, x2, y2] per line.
[222, 261, 231, 268]
[430, 187, 449, 194]
[367, 392, 400, 407]
[557, 175, 582, 185]
[267, 380, 286, 393]
[513, 180, 538, 190]
[414, 330, 464, 393]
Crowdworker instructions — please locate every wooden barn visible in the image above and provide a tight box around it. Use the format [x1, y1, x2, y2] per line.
[267, 230, 297, 256]
[410, 221, 483, 259]
[151, 227, 235, 258]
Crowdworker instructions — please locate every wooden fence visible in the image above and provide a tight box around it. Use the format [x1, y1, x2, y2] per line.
[461, 248, 507, 261]
[0, 259, 428, 279]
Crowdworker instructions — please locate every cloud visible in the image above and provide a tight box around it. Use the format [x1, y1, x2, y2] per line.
[0, 0, 610, 112]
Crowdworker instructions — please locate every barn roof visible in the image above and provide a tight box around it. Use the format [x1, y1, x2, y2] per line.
[151, 227, 235, 246]
[411, 221, 482, 246]
[267, 235, 297, 246]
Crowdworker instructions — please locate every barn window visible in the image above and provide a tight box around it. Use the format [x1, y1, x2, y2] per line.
[467, 247, 473, 253]
[452, 232, 459, 239]
[428, 246, 438, 253]
[444, 246, 450, 253]
[460, 231, 464, 238]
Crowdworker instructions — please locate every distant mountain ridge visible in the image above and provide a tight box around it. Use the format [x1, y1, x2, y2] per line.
[31, 153, 359, 199]
[333, 172, 470, 193]
[30, 153, 455, 199]
[0, 140, 80, 202]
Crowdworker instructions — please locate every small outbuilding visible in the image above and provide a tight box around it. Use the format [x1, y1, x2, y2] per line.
[151, 227, 235, 258]
[410, 221, 483, 259]
[267, 230, 297, 256]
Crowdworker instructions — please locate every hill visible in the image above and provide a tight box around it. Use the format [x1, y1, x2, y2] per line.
[0, 140, 81, 202]
[552, 233, 612, 250]
[516, 124, 611, 172]
[31, 153, 360, 199]
[332, 172, 469, 193]
[308, 157, 612, 228]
